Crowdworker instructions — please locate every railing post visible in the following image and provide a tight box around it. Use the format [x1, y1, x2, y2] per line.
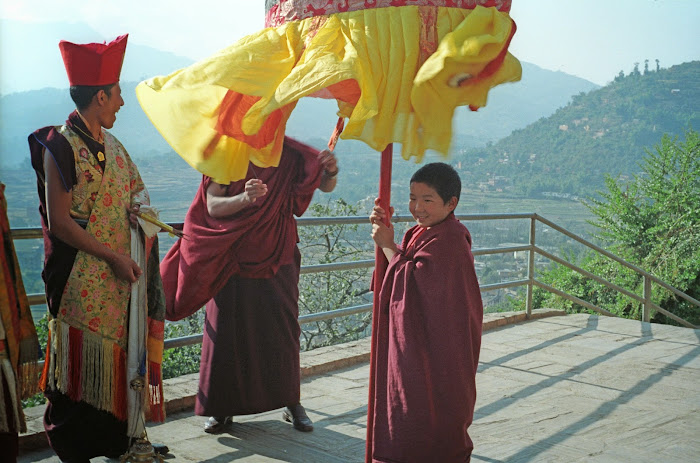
[526, 216, 536, 318]
[642, 275, 652, 322]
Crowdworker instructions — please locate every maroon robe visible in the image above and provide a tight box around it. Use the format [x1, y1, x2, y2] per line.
[369, 214, 483, 463]
[160, 137, 322, 321]
[196, 250, 303, 415]
[159, 138, 323, 416]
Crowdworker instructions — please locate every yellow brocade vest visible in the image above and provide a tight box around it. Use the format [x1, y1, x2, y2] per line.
[43, 126, 148, 420]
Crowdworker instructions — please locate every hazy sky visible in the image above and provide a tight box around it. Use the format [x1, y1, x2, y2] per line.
[1, 0, 699, 86]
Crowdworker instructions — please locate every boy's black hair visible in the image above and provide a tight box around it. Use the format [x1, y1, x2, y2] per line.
[410, 162, 461, 205]
[69, 84, 116, 111]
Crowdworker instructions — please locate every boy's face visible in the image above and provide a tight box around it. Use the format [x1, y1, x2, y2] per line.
[409, 182, 457, 228]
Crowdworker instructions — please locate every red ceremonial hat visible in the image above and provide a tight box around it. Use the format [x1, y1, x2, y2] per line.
[59, 34, 128, 86]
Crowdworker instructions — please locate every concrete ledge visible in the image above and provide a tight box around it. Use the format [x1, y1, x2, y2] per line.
[301, 338, 371, 378]
[483, 308, 567, 331]
[18, 309, 566, 453]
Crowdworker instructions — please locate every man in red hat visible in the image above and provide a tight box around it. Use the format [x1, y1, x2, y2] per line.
[28, 35, 168, 461]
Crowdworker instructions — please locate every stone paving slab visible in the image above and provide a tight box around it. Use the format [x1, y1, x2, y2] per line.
[19, 312, 700, 462]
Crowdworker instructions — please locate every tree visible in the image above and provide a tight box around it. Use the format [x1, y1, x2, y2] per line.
[536, 130, 700, 325]
[161, 311, 205, 379]
[297, 198, 376, 350]
[632, 62, 641, 76]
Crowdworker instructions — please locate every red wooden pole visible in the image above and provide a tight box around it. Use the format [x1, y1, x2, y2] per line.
[366, 143, 392, 462]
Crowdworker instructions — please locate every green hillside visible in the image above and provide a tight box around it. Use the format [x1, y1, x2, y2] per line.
[454, 61, 700, 198]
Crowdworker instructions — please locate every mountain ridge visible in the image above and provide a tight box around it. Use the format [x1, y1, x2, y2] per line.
[453, 60, 700, 198]
[0, 65, 597, 171]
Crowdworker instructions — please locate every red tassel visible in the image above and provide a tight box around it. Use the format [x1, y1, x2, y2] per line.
[327, 117, 345, 152]
[148, 361, 165, 422]
[67, 327, 83, 402]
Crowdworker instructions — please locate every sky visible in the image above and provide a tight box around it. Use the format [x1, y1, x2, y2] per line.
[1, 0, 698, 88]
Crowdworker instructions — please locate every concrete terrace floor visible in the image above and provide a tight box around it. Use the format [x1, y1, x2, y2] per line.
[18, 311, 700, 463]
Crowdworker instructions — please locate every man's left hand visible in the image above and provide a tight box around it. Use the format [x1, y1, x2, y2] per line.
[129, 204, 140, 227]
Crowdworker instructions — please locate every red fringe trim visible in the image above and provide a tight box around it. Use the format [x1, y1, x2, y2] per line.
[39, 326, 51, 392]
[67, 327, 83, 402]
[113, 344, 127, 421]
[148, 360, 165, 422]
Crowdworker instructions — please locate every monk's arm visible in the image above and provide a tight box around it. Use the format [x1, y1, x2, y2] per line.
[377, 240, 398, 261]
[43, 151, 141, 282]
[206, 179, 267, 218]
[370, 204, 398, 260]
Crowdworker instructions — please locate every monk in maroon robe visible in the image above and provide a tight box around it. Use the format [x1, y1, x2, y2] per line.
[368, 162, 483, 463]
[160, 137, 338, 433]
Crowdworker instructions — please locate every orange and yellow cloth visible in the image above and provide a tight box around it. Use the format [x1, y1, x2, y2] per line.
[0, 183, 40, 434]
[137, 2, 521, 184]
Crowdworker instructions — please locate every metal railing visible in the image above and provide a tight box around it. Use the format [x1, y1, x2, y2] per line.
[11, 213, 699, 353]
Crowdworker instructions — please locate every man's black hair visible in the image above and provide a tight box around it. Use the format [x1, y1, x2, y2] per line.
[69, 84, 116, 111]
[410, 162, 461, 205]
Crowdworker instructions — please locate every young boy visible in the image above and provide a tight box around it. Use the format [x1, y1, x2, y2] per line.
[368, 162, 484, 463]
